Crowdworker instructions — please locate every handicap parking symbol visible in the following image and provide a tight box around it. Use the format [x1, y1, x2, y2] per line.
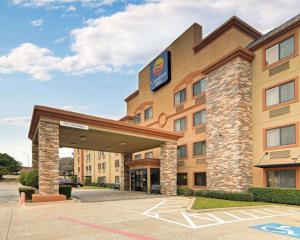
[251, 223, 300, 238]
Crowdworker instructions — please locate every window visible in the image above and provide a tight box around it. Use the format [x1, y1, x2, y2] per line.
[265, 35, 295, 66]
[133, 113, 141, 124]
[266, 124, 296, 148]
[115, 176, 120, 183]
[193, 79, 206, 97]
[266, 80, 295, 107]
[174, 117, 187, 132]
[267, 170, 296, 188]
[194, 172, 206, 186]
[144, 106, 153, 120]
[145, 152, 153, 159]
[99, 176, 106, 183]
[78, 167, 80, 173]
[134, 154, 142, 160]
[102, 162, 106, 170]
[177, 173, 188, 185]
[194, 141, 206, 156]
[193, 110, 206, 126]
[88, 165, 91, 171]
[174, 89, 186, 105]
[177, 145, 187, 159]
[98, 163, 101, 170]
[115, 160, 120, 168]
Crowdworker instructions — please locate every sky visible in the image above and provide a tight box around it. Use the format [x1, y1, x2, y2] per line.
[0, 0, 300, 166]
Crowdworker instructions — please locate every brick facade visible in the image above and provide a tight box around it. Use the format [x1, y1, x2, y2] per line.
[205, 57, 253, 192]
[120, 153, 131, 191]
[38, 120, 60, 195]
[32, 142, 39, 170]
[160, 141, 177, 195]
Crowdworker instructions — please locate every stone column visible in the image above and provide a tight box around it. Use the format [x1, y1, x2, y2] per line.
[120, 153, 131, 191]
[205, 57, 253, 192]
[32, 142, 39, 170]
[160, 141, 177, 195]
[38, 120, 60, 195]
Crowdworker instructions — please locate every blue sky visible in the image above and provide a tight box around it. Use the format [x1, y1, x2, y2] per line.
[0, 0, 299, 166]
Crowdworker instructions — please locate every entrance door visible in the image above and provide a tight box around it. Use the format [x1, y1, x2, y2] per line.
[131, 169, 147, 192]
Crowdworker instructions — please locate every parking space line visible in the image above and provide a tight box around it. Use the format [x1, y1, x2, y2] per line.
[181, 212, 197, 228]
[251, 209, 273, 216]
[238, 210, 259, 218]
[222, 211, 242, 220]
[206, 213, 225, 223]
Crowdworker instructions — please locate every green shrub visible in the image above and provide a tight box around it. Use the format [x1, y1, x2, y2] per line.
[249, 187, 300, 205]
[177, 187, 194, 196]
[59, 185, 72, 199]
[19, 170, 39, 188]
[194, 190, 254, 201]
[19, 187, 35, 200]
[70, 175, 77, 183]
[84, 176, 92, 186]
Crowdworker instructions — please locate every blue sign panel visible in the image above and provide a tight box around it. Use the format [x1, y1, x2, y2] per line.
[150, 50, 171, 91]
[251, 223, 300, 238]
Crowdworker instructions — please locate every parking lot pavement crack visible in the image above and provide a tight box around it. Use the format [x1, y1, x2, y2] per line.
[5, 207, 14, 240]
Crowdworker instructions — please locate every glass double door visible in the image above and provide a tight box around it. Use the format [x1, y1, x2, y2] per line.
[131, 169, 147, 192]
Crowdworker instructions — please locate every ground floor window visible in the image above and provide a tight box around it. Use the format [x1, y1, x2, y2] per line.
[194, 172, 206, 186]
[115, 176, 120, 183]
[98, 176, 106, 184]
[267, 170, 296, 188]
[150, 168, 160, 186]
[177, 173, 187, 185]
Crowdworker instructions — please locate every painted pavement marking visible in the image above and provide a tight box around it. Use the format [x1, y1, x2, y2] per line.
[143, 199, 300, 229]
[251, 223, 300, 239]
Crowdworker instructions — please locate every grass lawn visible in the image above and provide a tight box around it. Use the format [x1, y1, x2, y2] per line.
[192, 197, 269, 210]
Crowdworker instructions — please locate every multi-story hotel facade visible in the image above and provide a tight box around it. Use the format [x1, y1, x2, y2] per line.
[73, 149, 121, 184]
[63, 14, 300, 194]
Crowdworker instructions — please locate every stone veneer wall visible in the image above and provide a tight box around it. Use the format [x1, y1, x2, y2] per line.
[160, 141, 177, 195]
[120, 153, 131, 191]
[38, 120, 60, 195]
[32, 142, 39, 170]
[205, 57, 253, 192]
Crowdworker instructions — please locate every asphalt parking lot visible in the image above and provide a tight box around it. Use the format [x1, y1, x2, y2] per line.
[2, 181, 300, 240]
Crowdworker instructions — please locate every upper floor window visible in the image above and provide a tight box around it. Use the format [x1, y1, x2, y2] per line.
[115, 160, 120, 168]
[177, 145, 187, 159]
[193, 79, 206, 97]
[193, 110, 206, 126]
[102, 162, 106, 170]
[134, 154, 142, 160]
[174, 117, 187, 132]
[266, 80, 295, 107]
[194, 141, 206, 156]
[144, 106, 153, 120]
[98, 163, 101, 170]
[265, 35, 295, 66]
[145, 152, 153, 159]
[133, 113, 141, 124]
[174, 89, 186, 106]
[266, 124, 296, 148]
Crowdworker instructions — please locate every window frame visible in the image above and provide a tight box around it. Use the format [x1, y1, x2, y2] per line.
[134, 154, 142, 160]
[144, 106, 153, 121]
[193, 141, 206, 157]
[263, 77, 299, 111]
[174, 116, 187, 132]
[177, 172, 188, 186]
[145, 151, 153, 159]
[192, 78, 206, 98]
[264, 167, 299, 188]
[193, 172, 207, 187]
[193, 109, 206, 127]
[263, 122, 299, 150]
[174, 88, 187, 107]
[262, 30, 298, 70]
[133, 113, 141, 124]
[177, 144, 188, 160]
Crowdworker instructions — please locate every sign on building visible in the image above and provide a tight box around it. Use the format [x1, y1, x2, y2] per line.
[150, 50, 171, 91]
[60, 121, 89, 130]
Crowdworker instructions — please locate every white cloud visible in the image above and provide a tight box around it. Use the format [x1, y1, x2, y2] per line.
[9, 0, 116, 9]
[66, 5, 77, 11]
[0, 117, 31, 128]
[54, 36, 67, 44]
[30, 18, 44, 27]
[2, 0, 300, 80]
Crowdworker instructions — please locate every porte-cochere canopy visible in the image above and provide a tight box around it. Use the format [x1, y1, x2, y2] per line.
[28, 105, 182, 197]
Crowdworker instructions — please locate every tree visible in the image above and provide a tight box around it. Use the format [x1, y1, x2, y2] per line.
[59, 157, 74, 175]
[0, 153, 22, 180]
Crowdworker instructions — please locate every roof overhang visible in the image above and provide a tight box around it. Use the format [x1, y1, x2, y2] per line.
[255, 162, 300, 168]
[28, 106, 182, 153]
